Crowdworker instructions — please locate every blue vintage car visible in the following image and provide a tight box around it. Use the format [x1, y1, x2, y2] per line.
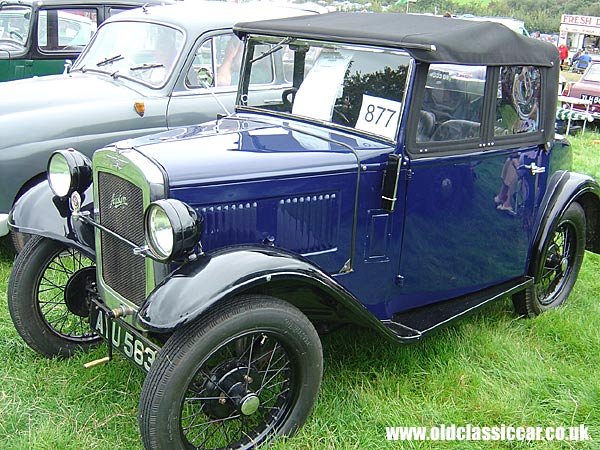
[7, 12, 600, 450]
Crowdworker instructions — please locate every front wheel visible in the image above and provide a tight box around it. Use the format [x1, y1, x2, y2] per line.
[8, 235, 100, 357]
[139, 295, 323, 450]
[514, 202, 586, 316]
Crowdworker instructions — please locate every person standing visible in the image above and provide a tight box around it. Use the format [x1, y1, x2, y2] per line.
[558, 44, 568, 67]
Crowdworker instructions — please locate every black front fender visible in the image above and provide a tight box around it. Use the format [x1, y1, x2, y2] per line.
[8, 181, 96, 259]
[139, 245, 393, 337]
[531, 170, 600, 276]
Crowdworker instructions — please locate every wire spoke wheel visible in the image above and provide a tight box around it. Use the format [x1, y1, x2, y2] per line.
[36, 246, 97, 341]
[8, 236, 101, 357]
[537, 223, 572, 305]
[519, 202, 586, 316]
[181, 331, 295, 449]
[139, 295, 323, 450]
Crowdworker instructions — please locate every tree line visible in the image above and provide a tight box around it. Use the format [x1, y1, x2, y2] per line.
[372, 0, 600, 34]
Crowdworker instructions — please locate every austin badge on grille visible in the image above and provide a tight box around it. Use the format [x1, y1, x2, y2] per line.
[109, 193, 128, 209]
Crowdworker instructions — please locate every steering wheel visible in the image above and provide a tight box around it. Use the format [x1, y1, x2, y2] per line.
[196, 67, 214, 88]
[282, 87, 298, 111]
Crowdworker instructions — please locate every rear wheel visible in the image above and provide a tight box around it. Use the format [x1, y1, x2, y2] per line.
[8, 235, 100, 357]
[139, 295, 323, 450]
[513, 202, 586, 316]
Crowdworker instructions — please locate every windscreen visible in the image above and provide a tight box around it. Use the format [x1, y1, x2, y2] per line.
[240, 36, 411, 141]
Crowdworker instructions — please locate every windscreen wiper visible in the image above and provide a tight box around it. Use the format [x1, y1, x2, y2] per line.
[249, 37, 295, 64]
[129, 62, 164, 71]
[96, 54, 123, 67]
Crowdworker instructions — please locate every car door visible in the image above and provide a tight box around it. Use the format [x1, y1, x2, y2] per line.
[167, 31, 289, 127]
[392, 63, 548, 312]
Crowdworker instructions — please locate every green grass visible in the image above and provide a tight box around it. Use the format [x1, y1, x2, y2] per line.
[1, 133, 599, 449]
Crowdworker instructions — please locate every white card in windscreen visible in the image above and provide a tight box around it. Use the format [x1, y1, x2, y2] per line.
[355, 95, 402, 140]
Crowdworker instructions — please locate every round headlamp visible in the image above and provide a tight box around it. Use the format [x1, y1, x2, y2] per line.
[144, 199, 200, 261]
[47, 149, 92, 198]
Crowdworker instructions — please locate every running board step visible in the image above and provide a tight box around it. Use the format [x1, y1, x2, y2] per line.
[382, 276, 533, 341]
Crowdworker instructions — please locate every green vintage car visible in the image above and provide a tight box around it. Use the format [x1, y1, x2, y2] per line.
[0, 0, 169, 82]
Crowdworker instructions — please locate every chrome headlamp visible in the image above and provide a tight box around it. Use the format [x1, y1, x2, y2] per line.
[47, 149, 92, 198]
[144, 199, 201, 261]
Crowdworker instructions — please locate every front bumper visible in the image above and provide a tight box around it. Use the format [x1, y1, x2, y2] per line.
[0, 213, 8, 237]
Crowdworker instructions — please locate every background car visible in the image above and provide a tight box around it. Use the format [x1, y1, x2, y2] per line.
[0, 0, 169, 82]
[0, 1, 319, 248]
[562, 61, 600, 119]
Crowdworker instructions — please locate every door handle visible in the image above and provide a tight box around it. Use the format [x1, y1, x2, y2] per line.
[522, 163, 546, 175]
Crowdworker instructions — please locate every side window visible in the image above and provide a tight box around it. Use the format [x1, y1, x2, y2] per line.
[495, 66, 541, 136]
[186, 33, 274, 89]
[107, 8, 129, 17]
[38, 8, 98, 51]
[417, 64, 486, 143]
[186, 39, 214, 88]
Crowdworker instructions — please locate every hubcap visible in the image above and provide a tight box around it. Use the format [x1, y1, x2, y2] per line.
[240, 393, 260, 415]
[202, 361, 262, 419]
[64, 266, 96, 317]
[560, 257, 569, 273]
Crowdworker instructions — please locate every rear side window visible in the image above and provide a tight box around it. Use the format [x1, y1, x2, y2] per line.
[417, 64, 486, 143]
[38, 8, 98, 52]
[495, 66, 541, 136]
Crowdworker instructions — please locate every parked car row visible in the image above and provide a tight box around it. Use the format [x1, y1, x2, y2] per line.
[4, 7, 600, 450]
[0, 0, 170, 82]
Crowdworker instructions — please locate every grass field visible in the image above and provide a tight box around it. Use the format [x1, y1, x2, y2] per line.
[0, 133, 599, 449]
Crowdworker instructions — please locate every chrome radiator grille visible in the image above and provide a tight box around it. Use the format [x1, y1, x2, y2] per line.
[97, 171, 147, 307]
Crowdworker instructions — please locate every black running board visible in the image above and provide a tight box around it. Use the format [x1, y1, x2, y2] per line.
[382, 276, 533, 342]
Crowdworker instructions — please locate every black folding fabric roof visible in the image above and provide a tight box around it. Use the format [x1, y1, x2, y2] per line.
[235, 12, 559, 67]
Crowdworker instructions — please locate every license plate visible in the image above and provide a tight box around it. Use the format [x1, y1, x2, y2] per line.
[91, 304, 159, 372]
[581, 94, 600, 105]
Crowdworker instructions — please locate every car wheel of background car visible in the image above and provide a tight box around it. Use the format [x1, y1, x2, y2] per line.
[8, 235, 100, 357]
[139, 294, 323, 450]
[513, 202, 586, 317]
[10, 230, 32, 254]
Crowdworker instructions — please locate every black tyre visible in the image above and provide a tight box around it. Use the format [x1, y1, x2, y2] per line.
[514, 202, 586, 317]
[8, 235, 101, 357]
[139, 295, 323, 450]
[10, 229, 31, 254]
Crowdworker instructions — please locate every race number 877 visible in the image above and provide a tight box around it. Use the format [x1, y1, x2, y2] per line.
[355, 95, 402, 140]
[364, 104, 397, 127]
